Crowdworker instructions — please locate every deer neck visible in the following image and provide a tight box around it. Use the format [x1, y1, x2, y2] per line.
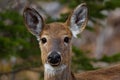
[44, 63, 75, 80]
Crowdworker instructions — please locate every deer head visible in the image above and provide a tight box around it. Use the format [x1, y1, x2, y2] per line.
[23, 3, 88, 79]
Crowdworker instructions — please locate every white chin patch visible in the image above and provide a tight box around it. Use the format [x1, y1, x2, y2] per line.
[44, 63, 67, 76]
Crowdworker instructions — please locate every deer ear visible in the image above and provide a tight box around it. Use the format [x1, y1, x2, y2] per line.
[66, 3, 88, 38]
[23, 7, 44, 37]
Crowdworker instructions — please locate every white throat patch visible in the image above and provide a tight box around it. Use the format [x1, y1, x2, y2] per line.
[44, 63, 67, 76]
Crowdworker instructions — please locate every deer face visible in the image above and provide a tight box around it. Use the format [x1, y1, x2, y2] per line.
[23, 3, 88, 69]
[39, 23, 72, 67]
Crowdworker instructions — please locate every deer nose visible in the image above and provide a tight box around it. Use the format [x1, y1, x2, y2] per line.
[48, 51, 61, 66]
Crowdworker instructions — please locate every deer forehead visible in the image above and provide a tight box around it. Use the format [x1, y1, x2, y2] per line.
[40, 23, 72, 38]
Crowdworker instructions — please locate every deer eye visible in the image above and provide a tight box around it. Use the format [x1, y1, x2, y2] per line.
[64, 37, 70, 43]
[41, 37, 47, 44]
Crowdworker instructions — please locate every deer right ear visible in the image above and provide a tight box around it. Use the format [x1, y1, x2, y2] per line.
[23, 7, 44, 37]
[66, 3, 88, 38]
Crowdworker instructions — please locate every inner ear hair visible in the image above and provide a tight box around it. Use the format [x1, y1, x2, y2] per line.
[23, 6, 44, 37]
[65, 3, 88, 38]
[65, 3, 88, 26]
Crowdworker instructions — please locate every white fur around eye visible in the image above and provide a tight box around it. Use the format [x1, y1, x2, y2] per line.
[39, 35, 48, 46]
[63, 36, 70, 46]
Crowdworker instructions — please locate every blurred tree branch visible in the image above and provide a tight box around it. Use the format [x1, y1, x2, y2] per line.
[0, 66, 42, 75]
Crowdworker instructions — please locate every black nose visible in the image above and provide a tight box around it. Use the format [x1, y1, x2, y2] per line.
[48, 51, 61, 66]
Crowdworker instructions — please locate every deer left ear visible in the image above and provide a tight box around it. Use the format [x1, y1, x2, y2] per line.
[23, 7, 44, 37]
[66, 3, 88, 38]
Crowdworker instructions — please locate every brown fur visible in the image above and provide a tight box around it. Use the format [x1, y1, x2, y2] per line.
[75, 64, 120, 80]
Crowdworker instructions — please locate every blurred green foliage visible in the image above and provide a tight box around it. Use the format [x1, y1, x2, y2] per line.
[100, 53, 120, 63]
[72, 46, 95, 72]
[60, 0, 120, 19]
[47, 0, 120, 26]
[0, 10, 40, 59]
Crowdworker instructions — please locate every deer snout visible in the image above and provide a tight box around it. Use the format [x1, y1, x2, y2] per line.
[47, 51, 61, 66]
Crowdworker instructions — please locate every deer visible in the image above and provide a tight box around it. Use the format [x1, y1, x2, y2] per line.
[23, 3, 120, 80]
